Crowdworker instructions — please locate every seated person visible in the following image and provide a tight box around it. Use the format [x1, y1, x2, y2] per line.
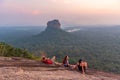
[62, 56, 70, 67]
[41, 56, 53, 64]
[77, 59, 88, 74]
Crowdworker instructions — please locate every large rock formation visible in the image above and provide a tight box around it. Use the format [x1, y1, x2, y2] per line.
[0, 58, 119, 80]
[46, 19, 61, 30]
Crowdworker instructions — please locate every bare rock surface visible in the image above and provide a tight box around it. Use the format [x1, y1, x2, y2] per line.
[0, 57, 120, 80]
[46, 19, 61, 29]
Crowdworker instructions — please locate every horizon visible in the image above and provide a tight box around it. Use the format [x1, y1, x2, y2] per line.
[0, 25, 120, 28]
[0, 0, 120, 26]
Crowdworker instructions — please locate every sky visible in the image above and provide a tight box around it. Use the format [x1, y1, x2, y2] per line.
[0, 0, 120, 26]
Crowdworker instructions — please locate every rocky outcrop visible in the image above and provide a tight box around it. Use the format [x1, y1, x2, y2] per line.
[46, 19, 61, 29]
[0, 57, 120, 80]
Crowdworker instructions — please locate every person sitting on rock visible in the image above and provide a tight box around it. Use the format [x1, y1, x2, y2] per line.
[76, 59, 88, 74]
[62, 56, 70, 67]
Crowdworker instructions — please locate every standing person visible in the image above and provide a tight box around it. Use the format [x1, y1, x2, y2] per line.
[77, 59, 88, 74]
[62, 56, 69, 67]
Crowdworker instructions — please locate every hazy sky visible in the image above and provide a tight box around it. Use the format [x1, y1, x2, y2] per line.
[0, 0, 120, 26]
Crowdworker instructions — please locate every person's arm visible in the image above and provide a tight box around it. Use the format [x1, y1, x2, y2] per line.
[67, 60, 70, 67]
[85, 62, 88, 69]
[67, 60, 69, 64]
[81, 62, 85, 74]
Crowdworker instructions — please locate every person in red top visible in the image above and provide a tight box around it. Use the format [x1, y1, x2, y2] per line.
[41, 56, 53, 64]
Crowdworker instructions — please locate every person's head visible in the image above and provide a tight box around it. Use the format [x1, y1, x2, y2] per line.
[79, 59, 82, 63]
[65, 55, 69, 59]
[63, 56, 69, 64]
[42, 56, 46, 60]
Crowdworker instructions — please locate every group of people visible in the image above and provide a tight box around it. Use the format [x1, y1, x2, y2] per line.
[41, 55, 88, 74]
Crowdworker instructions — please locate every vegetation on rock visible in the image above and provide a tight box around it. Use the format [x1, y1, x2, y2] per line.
[0, 42, 39, 60]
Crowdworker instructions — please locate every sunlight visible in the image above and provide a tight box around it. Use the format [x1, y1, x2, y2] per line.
[32, 10, 40, 15]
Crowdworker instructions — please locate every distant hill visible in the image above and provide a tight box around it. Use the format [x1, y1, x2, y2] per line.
[12, 20, 78, 54]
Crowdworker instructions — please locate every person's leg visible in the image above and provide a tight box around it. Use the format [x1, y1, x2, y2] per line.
[78, 65, 82, 72]
[84, 66, 87, 73]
